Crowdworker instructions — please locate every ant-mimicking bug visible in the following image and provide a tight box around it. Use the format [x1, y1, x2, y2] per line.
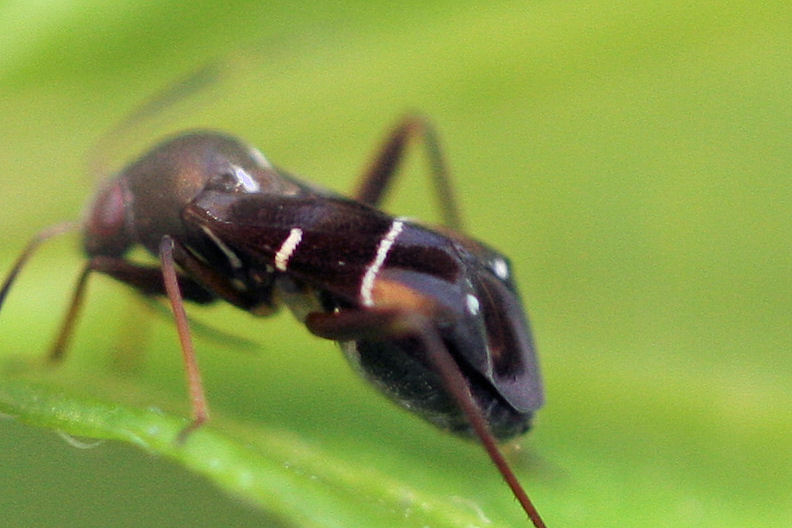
[0, 115, 546, 527]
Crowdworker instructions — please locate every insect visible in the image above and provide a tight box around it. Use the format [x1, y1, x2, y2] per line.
[1, 116, 546, 526]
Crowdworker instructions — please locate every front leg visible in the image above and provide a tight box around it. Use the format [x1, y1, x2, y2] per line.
[51, 237, 263, 439]
[159, 236, 208, 438]
[49, 256, 216, 362]
[305, 308, 546, 528]
[157, 235, 280, 438]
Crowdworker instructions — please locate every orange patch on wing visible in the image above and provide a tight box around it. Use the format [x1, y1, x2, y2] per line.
[371, 277, 436, 315]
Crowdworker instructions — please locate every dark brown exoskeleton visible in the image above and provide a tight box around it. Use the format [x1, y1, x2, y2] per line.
[1, 117, 546, 526]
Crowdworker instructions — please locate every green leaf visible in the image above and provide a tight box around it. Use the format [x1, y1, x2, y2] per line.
[0, 377, 505, 528]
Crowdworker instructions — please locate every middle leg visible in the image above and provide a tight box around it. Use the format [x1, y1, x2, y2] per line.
[355, 115, 463, 231]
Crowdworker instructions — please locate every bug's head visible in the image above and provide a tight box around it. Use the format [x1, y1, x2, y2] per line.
[83, 132, 292, 256]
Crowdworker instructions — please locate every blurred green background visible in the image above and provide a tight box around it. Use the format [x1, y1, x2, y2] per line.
[1, 1, 790, 526]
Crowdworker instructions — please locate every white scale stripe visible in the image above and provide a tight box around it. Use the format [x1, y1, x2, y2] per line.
[275, 227, 304, 271]
[360, 219, 405, 307]
[201, 226, 243, 269]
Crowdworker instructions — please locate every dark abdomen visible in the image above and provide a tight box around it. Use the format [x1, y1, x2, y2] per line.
[341, 338, 533, 441]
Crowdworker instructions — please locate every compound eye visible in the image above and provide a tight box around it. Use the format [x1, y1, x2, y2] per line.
[84, 180, 131, 256]
[207, 164, 260, 193]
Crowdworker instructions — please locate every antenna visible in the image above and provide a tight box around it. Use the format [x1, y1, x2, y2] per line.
[86, 61, 224, 179]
